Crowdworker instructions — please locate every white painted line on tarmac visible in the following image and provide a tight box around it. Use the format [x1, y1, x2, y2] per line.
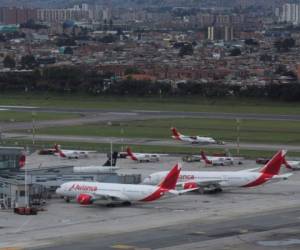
[107, 112, 138, 116]
[0, 105, 39, 109]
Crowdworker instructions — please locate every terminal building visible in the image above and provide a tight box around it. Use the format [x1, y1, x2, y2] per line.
[0, 147, 141, 209]
[0, 146, 24, 171]
[0, 146, 26, 208]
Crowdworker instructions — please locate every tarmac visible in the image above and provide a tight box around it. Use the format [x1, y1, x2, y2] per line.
[0, 153, 299, 250]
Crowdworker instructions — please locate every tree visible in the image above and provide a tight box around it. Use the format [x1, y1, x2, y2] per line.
[244, 38, 259, 46]
[274, 38, 295, 52]
[64, 46, 73, 55]
[179, 44, 193, 57]
[230, 47, 241, 56]
[3, 55, 16, 68]
[125, 67, 140, 75]
[260, 54, 272, 62]
[21, 55, 38, 69]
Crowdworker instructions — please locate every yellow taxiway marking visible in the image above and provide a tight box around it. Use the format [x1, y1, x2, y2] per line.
[111, 244, 136, 249]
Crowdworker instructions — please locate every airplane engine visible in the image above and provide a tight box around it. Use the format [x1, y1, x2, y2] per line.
[76, 194, 93, 205]
[183, 182, 198, 189]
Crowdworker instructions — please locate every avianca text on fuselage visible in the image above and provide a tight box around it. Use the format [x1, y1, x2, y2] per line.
[143, 150, 291, 191]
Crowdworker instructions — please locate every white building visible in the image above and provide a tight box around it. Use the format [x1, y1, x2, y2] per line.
[279, 3, 300, 25]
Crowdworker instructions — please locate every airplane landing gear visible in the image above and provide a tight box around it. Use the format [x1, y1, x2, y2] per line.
[122, 201, 132, 206]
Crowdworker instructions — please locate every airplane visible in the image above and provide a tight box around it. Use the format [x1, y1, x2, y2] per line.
[54, 144, 94, 159]
[256, 156, 300, 170]
[126, 147, 161, 163]
[73, 151, 120, 173]
[199, 150, 243, 166]
[142, 150, 292, 193]
[56, 163, 195, 206]
[171, 127, 221, 144]
[283, 158, 300, 170]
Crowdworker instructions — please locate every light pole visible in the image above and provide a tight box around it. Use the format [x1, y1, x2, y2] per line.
[32, 112, 36, 145]
[24, 152, 29, 208]
[236, 118, 241, 157]
[0, 125, 2, 145]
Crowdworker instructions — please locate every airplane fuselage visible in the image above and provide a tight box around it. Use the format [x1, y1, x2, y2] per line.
[143, 171, 280, 189]
[73, 166, 119, 173]
[56, 181, 169, 203]
[173, 135, 217, 144]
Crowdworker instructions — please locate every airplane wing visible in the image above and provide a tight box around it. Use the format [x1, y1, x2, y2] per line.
[271, 173, 293, 181]
[238, 167, 261, 172]
[94, 190, 129, 201]
[168, 188, 200, 195]
[63, 150, 96, 154]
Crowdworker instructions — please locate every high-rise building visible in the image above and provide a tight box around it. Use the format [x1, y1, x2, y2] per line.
[37, 9, 89, 22]
[280, 3, 300, 25]
[0, 7, 37, 24]
[207, 26, 214, 40]
[208, 26, 234, 41]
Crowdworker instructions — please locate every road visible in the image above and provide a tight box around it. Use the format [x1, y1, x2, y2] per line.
[3, 132, 300, 152]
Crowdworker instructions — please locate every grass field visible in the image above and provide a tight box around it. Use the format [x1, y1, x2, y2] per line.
[0, 110, 80, 122]
[2, 138, 300, 159]
[36, 118, 300, 145]
[1, 93, 300, 114]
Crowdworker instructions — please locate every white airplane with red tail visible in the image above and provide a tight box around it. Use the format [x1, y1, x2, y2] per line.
[54, 144, 95, 159]
[171, 127, 221, 144]
[143, 150, 292, 193]
[126, 147, 165, 163]
[199, 150, 242, 166]
[56, 163, 195, 206]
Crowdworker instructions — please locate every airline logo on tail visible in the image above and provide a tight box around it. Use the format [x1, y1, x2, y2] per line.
[58, 149, 67, 158]
[126, 147, 138, 161]
[200, 150, 212, 165]
[259, 150, 286, 175]
[142, 163, 181, 202]
[54, 144, 60, 153]
[243, 150, 286, 187]
[171, 127, 181, 140]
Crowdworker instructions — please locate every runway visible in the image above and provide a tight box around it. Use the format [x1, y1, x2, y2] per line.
[3, 132, 300, 152]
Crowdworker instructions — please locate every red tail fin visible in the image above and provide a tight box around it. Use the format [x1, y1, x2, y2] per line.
[58, 150, 66, 158]
[200, 150, 212, 164]
[159, 163, 181, 190]
[126, 147, 137, 161]
[54, 144, 60, 153]
[19, 154, 26, 168]
[259, 150, 286, 175]
[171, 127, 181, 139]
